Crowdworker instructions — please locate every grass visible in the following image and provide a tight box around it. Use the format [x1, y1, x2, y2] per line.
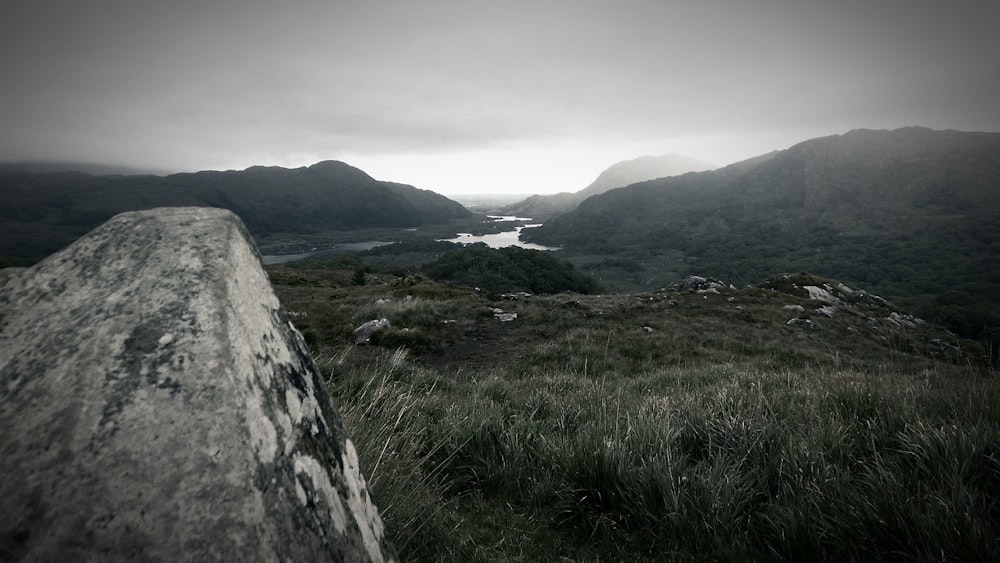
[271, 266, 999, 561]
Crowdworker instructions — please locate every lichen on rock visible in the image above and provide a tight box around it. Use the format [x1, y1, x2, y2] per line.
[0, 207, 395, 562]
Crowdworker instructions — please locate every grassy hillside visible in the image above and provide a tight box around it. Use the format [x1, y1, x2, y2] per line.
[0, 160, 470, 259]
[268, 264, 999, 561]
[523, 128, 1000, 341]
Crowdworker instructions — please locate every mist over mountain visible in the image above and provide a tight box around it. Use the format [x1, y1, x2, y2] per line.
[523, 127, 1000, 336]
[0, 161, 173, 176]
[0, 160, 470, 259]
[502, 153, 715, 219]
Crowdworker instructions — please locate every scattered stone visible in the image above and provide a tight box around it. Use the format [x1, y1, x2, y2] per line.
[885, 312, 925, 329]
[803, 285, 844, 305]
[680, 275, 707, 291]
[815, 305, 838, 318]
[355, 318, 392, 344]
[786, 318, 818, 329]
[856, 290, 890, 308]
[642, 326, 654, 333]
[0, 208, 395, 562]
[502, 291, 532, 300]
[783, 304, 805, 313]
[835, 282, 857, 296]
[680, 275, 728, 292]
[495, 312, 518, 322]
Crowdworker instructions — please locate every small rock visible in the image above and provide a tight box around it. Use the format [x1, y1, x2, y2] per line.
[495, 312, 518, 322]
[803, 285, 843, 305]
[354, 318, 391, 344]
[857, 290, 890, 308]
[680, 275, 707, 291]
[885, 312, 924, 328]
[786, 318, 817, 329]
[783, 304, 805, 313]
[815, 305, 838, 318]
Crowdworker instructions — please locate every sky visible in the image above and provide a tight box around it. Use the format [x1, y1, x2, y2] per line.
[2, 0, 998, 195]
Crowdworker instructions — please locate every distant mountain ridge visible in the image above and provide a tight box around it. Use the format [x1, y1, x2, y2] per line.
[523, 127, 1000, 336]
[0, 160, 469, 258]
[502, 153, 715, 219]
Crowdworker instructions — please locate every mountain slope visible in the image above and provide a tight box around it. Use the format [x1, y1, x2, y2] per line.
[502, 153, 714, 219]
[523, 127, 1000, 333]
[0, 160, 470, 258]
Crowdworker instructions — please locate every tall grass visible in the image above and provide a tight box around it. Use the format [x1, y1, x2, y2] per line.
[275, 268, 998, 560]
[327, 348, 1000, 561]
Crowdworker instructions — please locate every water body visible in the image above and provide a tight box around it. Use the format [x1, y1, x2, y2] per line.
[438, 218, 558, 251]
[440, 228, 553, 250]
[262, 217, 556, 265]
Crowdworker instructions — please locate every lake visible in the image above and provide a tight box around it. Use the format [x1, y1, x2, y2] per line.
[262, 216, 557, 265]
[437, 225, 556, 251]
[437, 216, 558, 250]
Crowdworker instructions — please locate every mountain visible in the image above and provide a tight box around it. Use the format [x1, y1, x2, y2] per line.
[0, 160, 470, 259]
[502, 153, 715, 219]
[523, 127, 1000, 337]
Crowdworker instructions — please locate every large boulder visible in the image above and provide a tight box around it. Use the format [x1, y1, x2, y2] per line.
[0, 208, 395, 562]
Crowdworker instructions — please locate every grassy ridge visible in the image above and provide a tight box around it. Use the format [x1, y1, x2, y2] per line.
[270, 267, 999, 561]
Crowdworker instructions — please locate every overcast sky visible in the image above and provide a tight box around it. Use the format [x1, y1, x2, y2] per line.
[2, 0, 998, 194]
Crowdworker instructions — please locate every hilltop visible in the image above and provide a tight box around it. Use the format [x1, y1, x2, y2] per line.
[502, 153, 715, 219]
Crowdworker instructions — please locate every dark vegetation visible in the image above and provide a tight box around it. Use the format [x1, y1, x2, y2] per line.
[280, 242, 600, 298]
[268, 263, 999, 562]
[0, 160, 469, 259]
[420, 243, 601, 294]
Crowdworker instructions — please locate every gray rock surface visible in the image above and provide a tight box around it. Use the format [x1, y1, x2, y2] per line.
[354, 319, 391, 344]
[786, 318, 818, 329]
[0, 207, 395, 562]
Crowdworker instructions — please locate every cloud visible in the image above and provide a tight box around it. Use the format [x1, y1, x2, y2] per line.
[1, 0, 998, 192]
